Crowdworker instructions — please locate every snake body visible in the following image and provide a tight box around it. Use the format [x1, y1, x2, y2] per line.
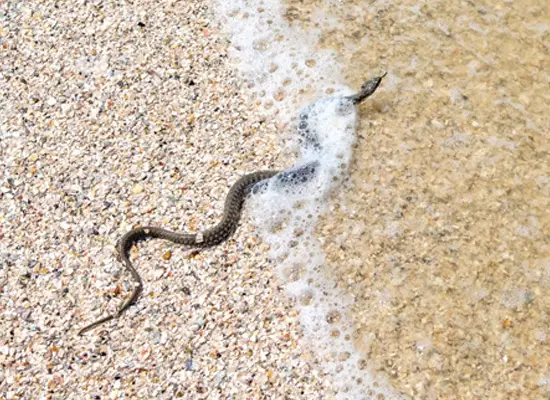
[78, 74, 385, 335]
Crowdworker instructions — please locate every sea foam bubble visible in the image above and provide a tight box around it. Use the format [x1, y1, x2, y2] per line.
[248, 93, 400, 399]
[215, 0, 347, 120]
[216, 0, 401, 398]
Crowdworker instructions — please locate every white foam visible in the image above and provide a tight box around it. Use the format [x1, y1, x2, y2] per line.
[215, 0, 347, 121]
[215, 0, 402, 397]
[247, 95, 400, 399]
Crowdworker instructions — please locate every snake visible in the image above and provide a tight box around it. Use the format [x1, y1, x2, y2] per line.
[78, 73, 386, 335]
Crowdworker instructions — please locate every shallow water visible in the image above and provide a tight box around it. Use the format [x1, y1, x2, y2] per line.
[285, 0, 549, 398]
[217, 0, 549, 398]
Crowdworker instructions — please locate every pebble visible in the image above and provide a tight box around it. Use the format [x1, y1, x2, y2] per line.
[132, 184, 144, 194]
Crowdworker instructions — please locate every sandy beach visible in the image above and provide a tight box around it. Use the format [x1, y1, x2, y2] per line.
[0, 1, 333, 398]
[2, 0, 549, 399]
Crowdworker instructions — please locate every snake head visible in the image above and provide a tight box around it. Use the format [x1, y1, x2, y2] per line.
[348, 72, 387, 105]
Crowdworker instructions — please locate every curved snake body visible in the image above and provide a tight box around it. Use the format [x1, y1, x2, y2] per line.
[78, 74, 385, 335]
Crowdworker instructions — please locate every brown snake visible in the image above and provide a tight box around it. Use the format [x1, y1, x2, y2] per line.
[77, 171, 278, 335]
[78, 74, 385, 335]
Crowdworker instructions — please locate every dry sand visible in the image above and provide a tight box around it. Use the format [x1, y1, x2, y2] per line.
[0, 1, 333, 398]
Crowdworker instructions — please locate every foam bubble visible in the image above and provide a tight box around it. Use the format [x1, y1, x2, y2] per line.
[215, 0, 401, 397]
[247, 95, 400, 399]
[215, 0, 348, 120]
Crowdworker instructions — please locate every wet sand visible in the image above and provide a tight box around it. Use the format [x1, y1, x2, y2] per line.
[284, 0, 550, 398]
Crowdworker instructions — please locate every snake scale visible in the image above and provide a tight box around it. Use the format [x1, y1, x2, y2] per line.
[78, 73, 385, 335]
